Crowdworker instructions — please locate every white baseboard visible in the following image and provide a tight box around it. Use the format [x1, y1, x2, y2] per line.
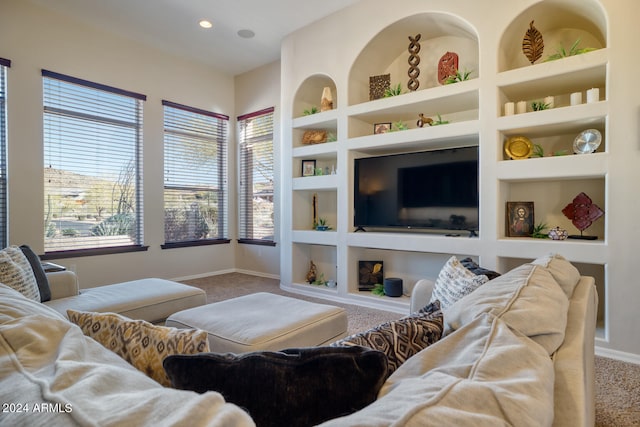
[172, 268, 279, 282]
[596, 346, 640, 365]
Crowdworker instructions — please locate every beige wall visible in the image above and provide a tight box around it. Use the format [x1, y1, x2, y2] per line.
[234, 61, 281, 278]
[0, 0, 241, 286]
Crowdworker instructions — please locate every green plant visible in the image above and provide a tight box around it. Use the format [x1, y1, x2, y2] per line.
[383, 83, 403, 97]
[390, 121, 408, 132]
[62, 228, 79, 237]
[531, 101, 550, 111]
[372, 283, 385, 296]
[532, 144, 544, 158]
[326, 132, 337, 142]
[431, 114, 449, 126]
[444, 69, 472, 84]
[544, 38, 596, 62]
[312, 272, 326, 286]
[531, 222, 550, 239]
[303, 106, 318, 116]
[553, 149, 570, 156]
[91, 213, 135, 237]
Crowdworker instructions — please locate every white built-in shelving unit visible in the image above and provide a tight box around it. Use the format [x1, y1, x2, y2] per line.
[281, 0, 609, 339]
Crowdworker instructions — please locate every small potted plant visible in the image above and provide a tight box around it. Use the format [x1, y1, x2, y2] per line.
[316, 218, 329, 231]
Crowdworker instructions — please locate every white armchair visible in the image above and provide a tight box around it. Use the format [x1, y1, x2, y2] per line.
[410, 279, 435, 313]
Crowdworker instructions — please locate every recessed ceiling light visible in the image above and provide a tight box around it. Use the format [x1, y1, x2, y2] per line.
[237, 29, 255, 39]
[199, 20, 213, 29]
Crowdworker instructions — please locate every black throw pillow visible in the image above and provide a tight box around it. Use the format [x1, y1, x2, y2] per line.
[164, 345, 388, 427]
[19, 245, 51, 302]
[460, 257, 501, 280]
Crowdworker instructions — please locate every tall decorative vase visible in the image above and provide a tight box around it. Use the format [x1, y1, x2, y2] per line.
[320, 87, 333, 111]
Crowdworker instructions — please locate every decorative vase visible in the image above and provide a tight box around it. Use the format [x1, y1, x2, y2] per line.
[548, 226, 568, 240]
[320, 87, 333, 111]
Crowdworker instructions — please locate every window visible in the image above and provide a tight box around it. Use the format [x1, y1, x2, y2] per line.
[162, 100, 229, 247]
[238, 107, 275, 244]
[43, 70, 146, 256]
[0, 58, 9, 248]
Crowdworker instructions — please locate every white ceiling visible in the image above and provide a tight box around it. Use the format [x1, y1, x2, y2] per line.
[27, 0, 360, 76]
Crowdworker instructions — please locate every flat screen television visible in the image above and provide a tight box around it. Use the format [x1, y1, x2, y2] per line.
[353, 146, 479, 233]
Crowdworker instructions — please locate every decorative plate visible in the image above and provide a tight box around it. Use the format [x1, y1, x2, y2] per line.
[573, 129, 602, 154]
[505, 136, 533, 160]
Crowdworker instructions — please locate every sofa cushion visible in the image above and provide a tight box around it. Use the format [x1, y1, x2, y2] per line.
[19, 245, 52, 302]
[460, 257, 501, 280]
[0, 310, 253, 426]
[164, 345, 388, 427]
[0, 246, 40, 302]
[67, 309, 209, 386]
[531, 253, 581, 298]
[331, 300, 442, 375]
[319, 313, 555, 427]
[445, 263, 569, 355]
[430, 256, 488, 309]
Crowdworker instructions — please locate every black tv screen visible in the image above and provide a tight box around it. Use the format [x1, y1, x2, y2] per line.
[354, 146, 478, 232]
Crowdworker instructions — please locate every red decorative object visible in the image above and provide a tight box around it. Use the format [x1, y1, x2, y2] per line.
[561, 192, 604, 238]
[438, 52, 459, 84]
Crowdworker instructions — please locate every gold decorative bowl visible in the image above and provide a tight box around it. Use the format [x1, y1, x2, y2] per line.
[504, 136, 533, 160]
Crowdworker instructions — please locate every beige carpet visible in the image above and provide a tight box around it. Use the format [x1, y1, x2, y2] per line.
[182, 272, 640, 427]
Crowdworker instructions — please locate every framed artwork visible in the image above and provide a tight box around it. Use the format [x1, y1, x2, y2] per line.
[302, 159, 316, 177]
[374, 122, 391, 134]
[358, 260, 383, 291]
[506, 201, 534, 237]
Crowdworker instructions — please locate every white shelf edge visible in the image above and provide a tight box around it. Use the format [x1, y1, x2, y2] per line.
[496, 102, 607, 134]
[347, 120, 479, 153]
[347, 232, 482, 255]
[292, 175, 338, 190]
[292, 142, 338, 158]
[496, 238, 607, 264]
[347, 79, 480, 117]
[292, 109, 339, 129]
[496, 152, 608, 181]
[496, 48, 609, 87]
[292, 230, 338, 245]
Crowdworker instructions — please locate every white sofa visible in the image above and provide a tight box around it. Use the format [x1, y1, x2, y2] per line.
[0, 254, 596, 426]
[43, 271, 206, 323]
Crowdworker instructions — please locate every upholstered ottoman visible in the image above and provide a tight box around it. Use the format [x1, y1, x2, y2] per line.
[165, 292, 348, 353]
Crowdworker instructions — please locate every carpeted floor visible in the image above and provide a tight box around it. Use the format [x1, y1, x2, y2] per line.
[182, 272, 640, 427]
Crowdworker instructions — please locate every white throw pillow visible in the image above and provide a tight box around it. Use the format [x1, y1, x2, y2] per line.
[0, 246, 40, 301]
[430, 256, 488, 309]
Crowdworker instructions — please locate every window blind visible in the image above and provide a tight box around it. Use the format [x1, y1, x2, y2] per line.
[42, 70, 145, 255]
[162, 100, 229, 246]
[0, 59, 9, 248]
[238, 107, 275, 244]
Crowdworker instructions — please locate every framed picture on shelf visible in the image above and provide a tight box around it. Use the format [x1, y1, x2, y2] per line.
[506, 201, 535, 237]
[301, 159, 316, 177]
[358, 260, 383, 291]
[373, 122, 391, 134]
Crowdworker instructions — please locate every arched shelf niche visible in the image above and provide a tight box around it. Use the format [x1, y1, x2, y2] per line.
[292, 74, 337, 119]
[348, 12, 478, 107]
[498, 0, 607, 72]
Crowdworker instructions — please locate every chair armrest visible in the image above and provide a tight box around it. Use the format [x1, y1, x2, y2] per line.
[46, 271, 80, 300]
[410, 279, 435, 313]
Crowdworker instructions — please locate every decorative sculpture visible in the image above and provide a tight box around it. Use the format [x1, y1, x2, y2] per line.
[416, 113, 432, 127]
[407, 34, 421, 91]
[306, 260, 318, 284]
[320, 87, 333, 111]
[561, 192, 604, 239]
[369, 74, 390, 100]
[522, 20, 544, 64]
[438, 51, 459, 85]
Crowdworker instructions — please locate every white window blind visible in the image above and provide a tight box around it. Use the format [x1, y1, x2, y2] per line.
[0, 58, 9, 248]
[162, 100, 229, 246]
[43, 70, 145, 255]
[238, 107, 275, 244]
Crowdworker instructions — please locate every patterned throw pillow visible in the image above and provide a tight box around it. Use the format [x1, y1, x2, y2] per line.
[331, 300, 443, 375]
[0, 246, 40, 302]
[67, 309, 209, 386]
[430, 256, 488, 309]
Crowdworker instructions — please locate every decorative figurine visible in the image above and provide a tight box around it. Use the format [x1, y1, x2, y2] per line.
[306, 260, 318, 284]
[522, 20, 544, 64]
[561, 192, 604, 239]
[320, 87, 333, 112]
